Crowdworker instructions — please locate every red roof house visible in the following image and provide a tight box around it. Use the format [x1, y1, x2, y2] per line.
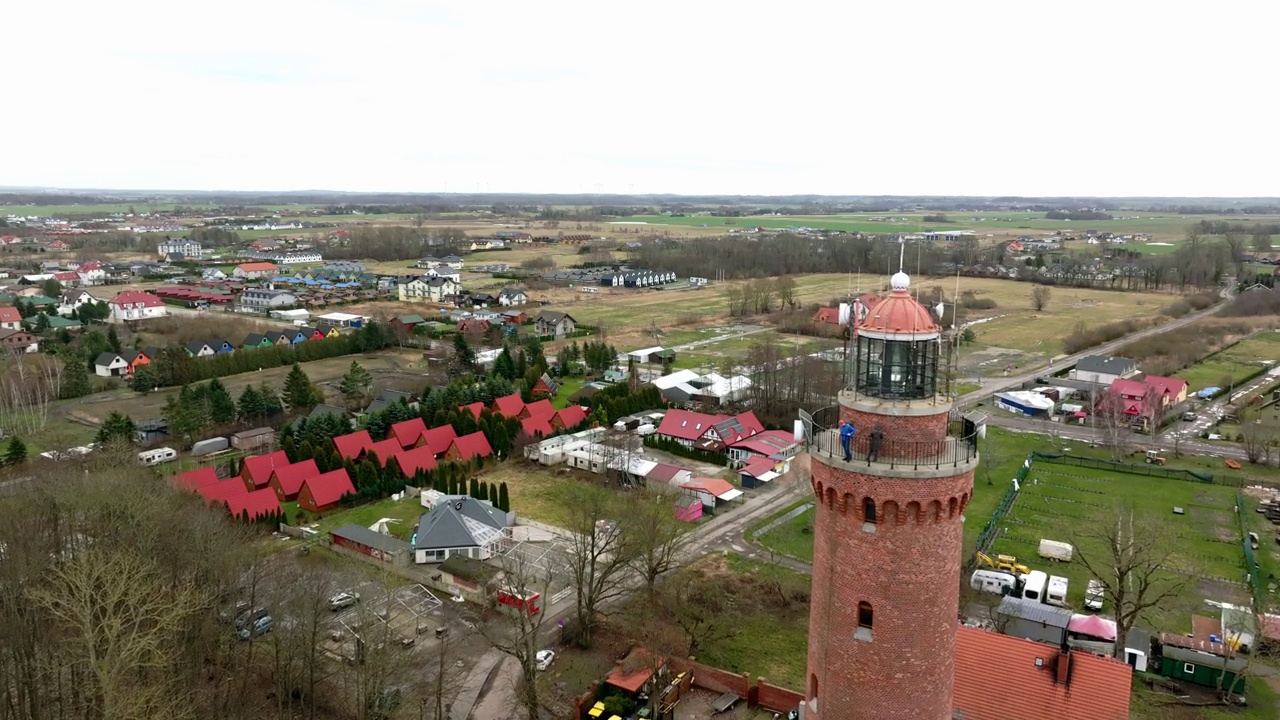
[520, 415, 555, 439]
[364, 438, 405, 467]
[390, 417, 429, 448]
[520, 398, 555, 420]
[198, 477, 250, 505]
[241, 450, 291, 489]
[656, 408, 730, 444]
[269, 459, 321, 501]
[813, 307, 841, 325]
[395, 445, 438, 476]
[298, 469, 356, 514]
[421, 424, 458, 456]
[1142, 374, 1189, 406]
[0, 307, 22, 329]
[552, 405, 589, 430]
[492, 393, 525, 418]
[952, 625, 1131, 719]
[729, 429, 800, 458]
[711, 411, 764, 443]
[178, 466, 220, 491]
[333, 430, 374, 461]
[443, 431, 494, 463]
[459, 402, 484, 420]
[226, 488, 282, 521]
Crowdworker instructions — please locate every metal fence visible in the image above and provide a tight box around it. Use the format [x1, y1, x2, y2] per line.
[971, 452, 1037, 562]
[1034, 453, 1216, 484]
[807, 420, 979, 472]
[1238, 493, 1266, 607]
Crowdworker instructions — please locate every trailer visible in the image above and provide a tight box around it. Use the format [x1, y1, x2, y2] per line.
[191, 436, 230, 457]
[1038, 539, 1074, 562]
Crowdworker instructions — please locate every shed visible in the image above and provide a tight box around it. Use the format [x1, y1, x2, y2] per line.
[330, 523, 411, 564]
[994, 596, 1073, 646]
[230, 427, 274, 452]
[1158, 645, 1246, 694]
[740, 456, 780, 489]
[679, 477, 743, 511]
[673, 495, 702, 523]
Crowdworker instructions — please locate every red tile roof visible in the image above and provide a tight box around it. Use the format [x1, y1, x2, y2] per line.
[523, 399, 555, 419]
[606, 648, 662, 693]
[421, 424, 458, 455]
[813, 307, 840, 324]
[646, 462, 688, 483]
[225, 488, 282, 521]
[0, 307, 19, 324]
[953, 625, 1131, 720]
[178, 466, 220, 491]
[236, 262, 278, 272]
[741, 456, 778, 478]
[333, 430, 374, 460]
[1109, 377, 1147, 399]
[395, 445, 438, 476]
[109, 290, 165, 308]
[448, 431, 493, 461]
[491, 393, 525, 418]
[554, 405, 588, 429]
[271, 459, 320, 497]
[241, 450, 291, 488]
[389, 417, 428, 448]
[681, 477, 738, 498]
[301, 469, 356, 507]
[364, 439, 405, 467]
[657, 409, 729, 442]
[198, 477, 250, 504]
[459, 402, 484, 420]
[729, 429, 800, 456]
[713, 411, 764, 443]
[521, 415, 554, 438]
[1143, 374, 1187, 399]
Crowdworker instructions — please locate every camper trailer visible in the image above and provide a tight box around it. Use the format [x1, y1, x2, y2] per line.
[1021, 570, 1048, 603]
[137, 447, 178, 466]
[970, 570, 1017, 596]
[1085, 579, 1105, 611]
[1046, 576, 1069, 607]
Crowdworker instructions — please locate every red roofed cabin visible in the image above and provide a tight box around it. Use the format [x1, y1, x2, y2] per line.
[491, 393, 525, 418]
[552, 405, 589, 430]
[655, 409, 764, 450]
[241, 450, 291, 490]
[390, 417, 429, 448]
[813, 307, 841, 325]
[395, 445, 439, 476]
[268, 459, 320, 501]
[297, 469, 356, 514]
[520, 398, 555, 420]
[333, 430, 374, 461]
[443, 431, 494, 463]
[178, 466, 220, 492]
[421, 424, 458, 457]
[226, 488, 283, 522]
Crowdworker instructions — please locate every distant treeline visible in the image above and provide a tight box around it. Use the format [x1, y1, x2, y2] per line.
[1045, 210, 1113, 221]
[320, 226, 470, 262]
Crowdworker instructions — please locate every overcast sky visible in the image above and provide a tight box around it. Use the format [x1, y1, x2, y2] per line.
[6, 0, 1276, 197]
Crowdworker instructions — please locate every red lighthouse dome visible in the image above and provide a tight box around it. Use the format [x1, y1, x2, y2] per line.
[856, 271, 940, 336]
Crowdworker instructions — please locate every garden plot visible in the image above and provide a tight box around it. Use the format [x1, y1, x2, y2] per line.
[990, 463, 1250, 631]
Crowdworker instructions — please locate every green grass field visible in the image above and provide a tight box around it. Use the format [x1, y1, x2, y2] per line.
[1174, 332, 1280, 394]
[753, 500, 816, 563]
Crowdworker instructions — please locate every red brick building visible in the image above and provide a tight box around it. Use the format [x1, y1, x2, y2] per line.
[804, 271, 977, 720]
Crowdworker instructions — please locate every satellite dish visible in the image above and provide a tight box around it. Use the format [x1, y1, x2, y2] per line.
[454, 501, 464, 511]
[934, 302, 945, 318]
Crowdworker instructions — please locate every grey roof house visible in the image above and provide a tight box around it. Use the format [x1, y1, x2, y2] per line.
[1070, 355, 1138, 385]
[413, 496, 513, 564]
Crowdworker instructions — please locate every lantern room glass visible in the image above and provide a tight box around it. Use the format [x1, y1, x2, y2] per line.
[852, 334, 939, 400]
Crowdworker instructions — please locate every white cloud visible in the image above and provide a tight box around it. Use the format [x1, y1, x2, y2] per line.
[5, 0, 1277, 196]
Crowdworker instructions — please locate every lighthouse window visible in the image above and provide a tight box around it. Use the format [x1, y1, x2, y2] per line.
[863, 498, 877, 524]
[858, 602, 873, 628]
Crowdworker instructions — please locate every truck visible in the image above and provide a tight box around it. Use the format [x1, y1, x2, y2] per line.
[1038, 539, 1074, 563]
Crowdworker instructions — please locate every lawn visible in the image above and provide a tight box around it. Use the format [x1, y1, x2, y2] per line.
[989, 458, 1249, 632]
[552, 375, 587, 409]
[752, 499, 816, 563]
[309, 493, 426, 541]
[1175, 332, 1280, 395]
[478, 461, 586, 528]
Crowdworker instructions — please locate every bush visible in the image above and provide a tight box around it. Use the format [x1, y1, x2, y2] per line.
[962, 297, 997, 310]
[1221, 289, 1280, 317]
[1062, 319, 1142, 354]
[1161, 292, 1217, 318]
[643, 434, 729, 466]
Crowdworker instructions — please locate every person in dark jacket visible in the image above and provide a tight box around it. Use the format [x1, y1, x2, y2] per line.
[869, 426, 884, 462]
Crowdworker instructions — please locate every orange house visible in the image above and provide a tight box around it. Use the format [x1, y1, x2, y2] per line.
[120, 348, 151, 375]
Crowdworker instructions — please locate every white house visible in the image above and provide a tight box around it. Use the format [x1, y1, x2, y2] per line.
[157, 238, 203, 260]
[94, 352, 129, 377]
[412, 496, 512, 564]
[107, 291, 169, 322]
[498, 288, 528, 306]
[237, 288, 298, 311]
[1070, 356, 1138, 385]
[0, 306, 22, 330]
[202, 268, 228, 282]
[232, 262, 279, 280]
[399, 276, 460, 303]
[75, 263, 106, 286]
[417, 255, 465, 270]
[57, 289, 103, 317]
[426, 267, 462, 283]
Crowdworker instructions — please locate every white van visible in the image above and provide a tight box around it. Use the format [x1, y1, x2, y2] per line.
[1046, 576, 1069, 607]
[1021, 570, 1048, 603]
[138, 447, 178, 466]
[970, 570, 1017, 596]
[1085, 579, 1105, 611]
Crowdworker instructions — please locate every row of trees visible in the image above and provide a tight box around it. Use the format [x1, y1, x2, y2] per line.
[725, 276, 799, 317]
[162, 377, 291, 446]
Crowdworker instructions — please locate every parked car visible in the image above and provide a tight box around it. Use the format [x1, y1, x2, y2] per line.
[1085, 579, 1105, 611]
[536, 649, 555, 671]
[234, 607, 269, 630]
[238, 615, 273, 641]
[1182, 412, 1198, 422]
[329, 591, 360, 611]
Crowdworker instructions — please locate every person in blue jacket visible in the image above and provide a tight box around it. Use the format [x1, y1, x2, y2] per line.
[839, 420, 856, 462]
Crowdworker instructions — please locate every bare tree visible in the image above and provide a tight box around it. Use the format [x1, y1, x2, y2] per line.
[657, 577, 737, 656]
[475, 546, 557, 719]
[1073, 509, 1193, 660]
[564, 485, 634, 649]
[773, 275, 798, 309]
[623, 485, 695, 594]
[420, 598, 469, 720]
[1030, 284, 1052, 311]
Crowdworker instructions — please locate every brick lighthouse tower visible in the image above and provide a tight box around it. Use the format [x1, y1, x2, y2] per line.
[802, 267, 978, 720]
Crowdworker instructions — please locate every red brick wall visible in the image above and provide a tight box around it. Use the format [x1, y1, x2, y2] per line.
[667, 658, 750, 698]
[842, 405, 949, 460]
[757, 680, 804, 713]
[806, 442, 973, 720]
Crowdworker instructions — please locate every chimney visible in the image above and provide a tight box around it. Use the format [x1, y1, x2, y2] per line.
[1056, 650, 1072, 685]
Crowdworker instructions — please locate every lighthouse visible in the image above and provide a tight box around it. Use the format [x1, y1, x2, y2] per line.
[802, 269, 978, 720]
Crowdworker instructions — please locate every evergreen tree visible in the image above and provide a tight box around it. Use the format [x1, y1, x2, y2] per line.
[205, 378, 237, 424]
[498, 482, 510, 512]
[107, 325, 122, 353]
[32, 313, 49, 333]
[259, 383, 283, 416]
[357, 460, 379, 492]
[56, 327, 72, 345]
[237, 384, 265, 421]
[59, 349, 92, 399]
[3, 437, 28, 466]
[283, 363, 319, 411]
[14, 300, 32, 319]
[494, 344, 517, 380]
[452, 333, 476, 372]
[487, 482, 498, 506]
[129, 366, 158, 394]
[281, 435, 298, 463]
[42, 278, 62, 298]
[339, 360, 373, 406]
[95, 410, 137, 444]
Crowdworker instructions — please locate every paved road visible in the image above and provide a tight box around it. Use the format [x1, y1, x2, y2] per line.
[955, 281, 1235, 409]
[981, 411, 1248, 461]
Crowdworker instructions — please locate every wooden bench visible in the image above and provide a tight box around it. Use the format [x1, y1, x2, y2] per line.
[712, 691, 739, 713]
